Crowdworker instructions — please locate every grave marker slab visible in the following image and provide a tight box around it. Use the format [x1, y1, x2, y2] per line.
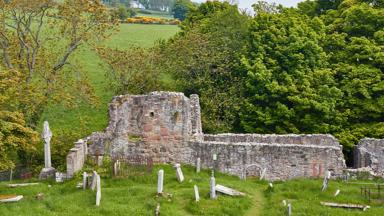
[174, 164, 184, 183]
[194, 185, 200, 202]
[157, 169, 164, 194]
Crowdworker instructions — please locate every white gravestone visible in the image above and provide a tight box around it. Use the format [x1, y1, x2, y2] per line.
[194, 185, 200, 202]
[96, 174, 101, 206]
[157, 169, 164, 194]
[334, 189, 340, 197]
[322, 170, 331, 191]
[83, 172, 87, 190]
[39, 121, 56, 179]
[175, 164, 184, 182]
[196, 158, 201, 173]
[260, 168, 267, 180]
[287, 203, 292, 216]
[210, 176, 216, 199]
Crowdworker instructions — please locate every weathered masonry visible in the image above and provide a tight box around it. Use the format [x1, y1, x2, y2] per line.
[71, 91, 346, 181]
[354, 138, 384, 177]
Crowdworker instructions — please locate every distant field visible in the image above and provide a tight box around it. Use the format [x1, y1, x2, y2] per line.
[39, 24, 179, 136]
[136, 9, 174, 19]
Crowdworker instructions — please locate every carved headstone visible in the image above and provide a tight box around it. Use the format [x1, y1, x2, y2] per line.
[260, 168, 267, 180]
[287, 203, 292, 216]
[83, 172, 87, 190]
[39, 121, 56, 180]
[194, 185, 200, 202]
[96, 174, 101, 206]
[210, 176, 216, 199]
[157, 169, 164, 194]
[196, 158, 201, 173]
[174, 164, 184, 183]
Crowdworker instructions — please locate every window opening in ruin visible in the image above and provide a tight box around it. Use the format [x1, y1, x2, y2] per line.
[150, 112, 154, 117]
[173, 112, 181, 123]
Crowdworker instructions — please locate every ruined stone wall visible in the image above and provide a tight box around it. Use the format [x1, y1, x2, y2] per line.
[181, 140, 345, 181]
[355, 138, 384, 176]
[204, 134, 340, 147]
[66, 139, 88, 178]
[87, 92, 202, 163]
[77, 91, 348, 181]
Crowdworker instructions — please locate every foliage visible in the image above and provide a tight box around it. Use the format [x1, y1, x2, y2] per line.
[126, 16, 180, 24]
[172, 0, 195, 21]
[0, 0, 117, 127]
[240, 9, 343, 135]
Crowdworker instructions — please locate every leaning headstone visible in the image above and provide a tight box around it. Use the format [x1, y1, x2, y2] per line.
[196, 158, 201, 173]
[194, 185, 200, 202]
[91, 171, 98, 191]
[157, 169, 164, 194]
[210, 176, 216, 199]
[174, 164, 184, 183]
[215, 184, 246, 196]
[322, 170, 331, 191]
[287, 203, 292, 216]
[334, 189, 340, 197]
[260, 168, 267, 180]
[9, 169, 13, 182]
[39, 121, 56, 179]
[96, 174, 101, 206]
[82, 172, 87, 190]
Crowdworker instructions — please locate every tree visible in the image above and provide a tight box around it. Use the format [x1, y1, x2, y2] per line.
[0, 0, 117, 127]
[240, 9, 344, 134]
[172, 0, 194, 20]
[0, 69, 39, 170]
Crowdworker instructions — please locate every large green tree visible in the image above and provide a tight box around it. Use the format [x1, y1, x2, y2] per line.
[240, 8, 343, 134]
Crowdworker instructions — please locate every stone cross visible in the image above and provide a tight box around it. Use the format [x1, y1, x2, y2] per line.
[210, 176, 216, 199]
[96, 174, 101, 206]
[83, 172, 87, 190]
[196, 158, 201, 173]
[194, 185, 200, 202]
[157, 169, 164, 194]
[287, 203, 292, 216]
[174, 164, 184, 182]
[42, 121, 53, 168]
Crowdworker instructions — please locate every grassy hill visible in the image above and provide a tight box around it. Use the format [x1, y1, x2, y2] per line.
[39, 24, 179, 137]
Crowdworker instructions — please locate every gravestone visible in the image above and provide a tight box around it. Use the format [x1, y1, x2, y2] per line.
[194, 185, 200, 202]
[157, 169, 164, 194]
[55, 172, 66, 183]
[215, 184, 245, 196]
[39, 121, 56, 179]
[96, 174, 101, 206]
[287, 203, 292, 216]
[196, 158, 201, 173]
[260, 168, 267, 180]
[83, 172, 87, 190]
[210, 176, 216, 199]
[174, 164, 184, 183]
[322, 170, 331, 191]
[334, 189, 340, 197]
[91, 171, 98, 191]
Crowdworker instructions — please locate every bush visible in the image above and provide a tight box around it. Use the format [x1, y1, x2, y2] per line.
[125, 16, 181, 25]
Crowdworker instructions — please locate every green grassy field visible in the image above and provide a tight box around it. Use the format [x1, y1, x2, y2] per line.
[39, 23, 179, 137]
[1, 165, 383, 215]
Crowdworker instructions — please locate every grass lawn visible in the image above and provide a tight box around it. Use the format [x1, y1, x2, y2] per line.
[39, 24, 179, 136]
[1, 165, 384, 215]
[0, 165, 256, 216]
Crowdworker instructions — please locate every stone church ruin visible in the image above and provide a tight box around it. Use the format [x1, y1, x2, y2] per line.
[65, 91, 383, 180]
